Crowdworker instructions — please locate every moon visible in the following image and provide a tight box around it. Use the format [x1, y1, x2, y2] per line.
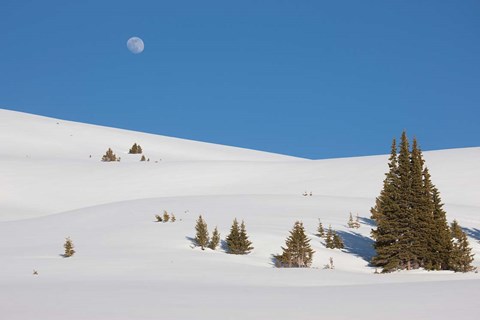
[127, 37, 144, 54]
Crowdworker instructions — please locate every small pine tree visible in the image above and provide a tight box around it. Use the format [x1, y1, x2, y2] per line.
[171, 214, 176, 222]
[155, 214, 162, 222]
[63, 237, 75, 257]
[333, 232, 345, 249]
[316, 219, 325, 238]
[325, 225, 334, 248]
[101, 148, 117, 162]
[275, 221, 314, 268]
[194, 215, 209, 250]
[140, 155, 146, 161]
[208, 226, 220, 250]
[162, 210, 170, 223]
[353, 214, 361, 229]
[347, 213, 355, 228]
[449, 220, 475, 272]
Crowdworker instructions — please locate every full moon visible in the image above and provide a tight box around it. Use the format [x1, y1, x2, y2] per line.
[126, 37, 144, 54]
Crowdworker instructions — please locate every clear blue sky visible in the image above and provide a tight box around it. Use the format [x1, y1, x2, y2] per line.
[1, 0, 479, 159]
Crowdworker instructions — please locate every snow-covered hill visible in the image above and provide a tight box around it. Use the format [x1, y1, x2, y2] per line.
[0, 109, 479, 319]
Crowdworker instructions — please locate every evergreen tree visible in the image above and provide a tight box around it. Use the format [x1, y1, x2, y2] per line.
[140, 155, 146, 161]
[333, 232, 344, 249]
[194, 215, 209, 250]
[63, 237, 75, 257]
[129, 143, 143, 154]
[275, 221, 314, 268]
[226, 218, 253, 254]
[239, 220, 254, 253]
[316, 219, 325, 238]
[101, 148, 117, 162]
[155, 214, 162, 222]
[162, 210, 170, 223]
[208, 226, 220, 250]
[371, 138, 404, 272]
[449, 220, 475, 272]
[353, 214, 361, 229]
[171, 214, 176, 222]
[347, 213, 355, 228]
[325, 225, 334, 249]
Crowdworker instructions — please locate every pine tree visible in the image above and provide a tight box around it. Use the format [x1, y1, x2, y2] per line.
[162, 210, 170, 222]
[63, 237, 75, 257]
[194, 215, 209, 250]
[239, 220, 254, 254]
[353, 214, 361, 229]
[155, 214, 162, 222]
[347, 213, 355, 228]
[208, 226, 220, 250]
[226, 218, 241, 254]
[226, 218, 253, 254]
[333, 232, 344, 249]
[423, 168, 452, 270]
[325, 225, 334, 249]
[449, 220, 475, 272]
[316, 219, 325, 238]
[101, 148, 117, 162]
[129, 143, 143, 154]
[140, 155, 146, 161]
[275, 221, 314, 268]
[171, 214, 176, 222]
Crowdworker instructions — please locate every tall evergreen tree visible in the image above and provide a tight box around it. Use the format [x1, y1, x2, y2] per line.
[194, 215, 209, 250]
[333, 232, 344, 249]
[325, 225, 334, 249]
[275, 221, 314, 268]
[239, 220, 254, 254]
[371, 138, 404, 272]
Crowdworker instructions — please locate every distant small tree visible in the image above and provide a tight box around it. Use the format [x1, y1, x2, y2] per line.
[275, 221, 314, 268]
[226, 218, 253, 254]
[63, 237, 75, 257]
[354, 214, 361, 228]
[208, 226, 220, 250]
[162, 210, 170, 223]
[333, 232, 345, 249]
[449, 220, 475, 272]
[101, 148, 117, 162]
[325, 225, 334, 248]
[140, 155, 146, 161]
[347, 213, 355, 228]
[194, 215, 209, 250]
[155, 214, 162, 222]
[129, 143, 143, 154]
[316, 219, 325, 238]
[171, 214, 176, 222]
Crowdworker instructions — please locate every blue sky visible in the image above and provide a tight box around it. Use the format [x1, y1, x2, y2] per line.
[1, 1, 479, 159]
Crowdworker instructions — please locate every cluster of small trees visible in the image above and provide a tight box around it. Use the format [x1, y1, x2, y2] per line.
[347, 213, 361, 229]
[194, 216, 253, 254]
[371, 132, 474, 273]
[101, 148, 119, 162]
[129, 143, 143, 154]
[101, 143, 148, 162]
[317, 219, 345, 249]
[155, 210, 176, 223]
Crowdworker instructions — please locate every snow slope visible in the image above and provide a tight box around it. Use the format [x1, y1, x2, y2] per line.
[0, 109, 479, 319]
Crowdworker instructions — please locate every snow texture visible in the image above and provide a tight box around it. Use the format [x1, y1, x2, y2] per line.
[0, 109, 479, 319]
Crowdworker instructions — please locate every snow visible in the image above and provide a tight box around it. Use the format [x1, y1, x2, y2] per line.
[0, 108, 479, 319]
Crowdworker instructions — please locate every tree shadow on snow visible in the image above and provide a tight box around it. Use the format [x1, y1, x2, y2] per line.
[462, 227, 480, 242]
[336, 230, 375, 263]
[185, 236, 197, 248]
[358, 216, 376, 227]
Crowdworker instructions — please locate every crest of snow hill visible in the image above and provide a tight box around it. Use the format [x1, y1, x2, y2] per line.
[67, 132, 474, 273]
